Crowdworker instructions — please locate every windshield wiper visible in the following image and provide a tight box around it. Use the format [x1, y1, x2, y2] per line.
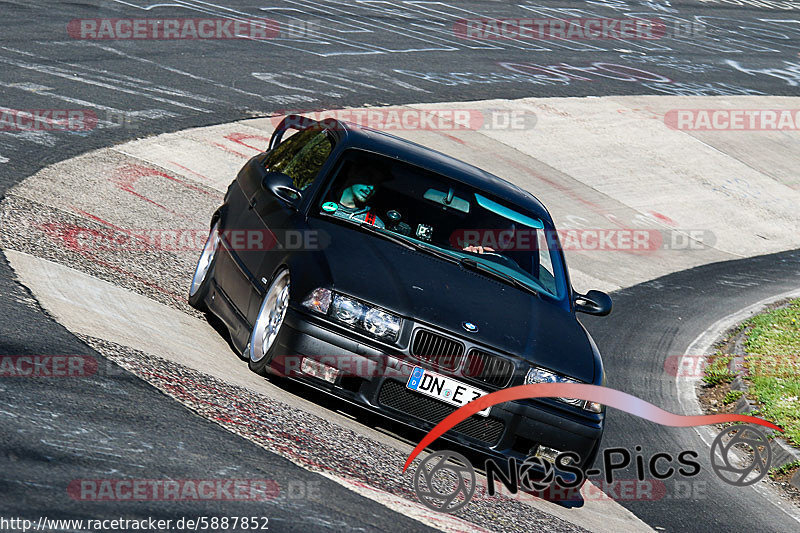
[354, 221, 418, 251]
[321, 212, 426, 253]
[321, 213, 484, 268]
[356, 222, 464, 267]
[459, 257, 542, 298]
[344, 216, 462, 265]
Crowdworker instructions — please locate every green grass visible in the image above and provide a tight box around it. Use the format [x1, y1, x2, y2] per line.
[703, 354, 736, 385]
[742, 298, 800, 447]
[722, 390, 743, 405]
[770, 460, 800, 477]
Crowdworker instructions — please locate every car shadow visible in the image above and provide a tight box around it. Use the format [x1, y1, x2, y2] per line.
[253, 367, 587, 509]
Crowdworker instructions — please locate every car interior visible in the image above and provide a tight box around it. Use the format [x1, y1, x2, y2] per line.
[316, 150, 559, 296]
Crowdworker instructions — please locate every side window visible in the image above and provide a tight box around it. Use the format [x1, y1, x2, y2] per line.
[265, 128, 334, 191]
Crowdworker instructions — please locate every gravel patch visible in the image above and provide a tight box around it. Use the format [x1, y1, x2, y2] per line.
[80, 335, 589, 533]
[1, 194, 206, 317]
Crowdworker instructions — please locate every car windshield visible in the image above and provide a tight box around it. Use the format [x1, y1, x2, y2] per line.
[315, 150, 565, 299]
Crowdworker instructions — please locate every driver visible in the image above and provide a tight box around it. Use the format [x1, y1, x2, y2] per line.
[330, 165, 386, 228]
[461, 222, 518, 255]
[463, 245, 495, 254]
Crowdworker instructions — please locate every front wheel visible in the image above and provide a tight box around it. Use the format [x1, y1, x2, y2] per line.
[248, 269, 290, 375]
[188, 221, 220, 311]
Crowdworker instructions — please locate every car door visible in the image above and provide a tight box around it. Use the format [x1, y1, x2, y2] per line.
[239, 124, 336, 322]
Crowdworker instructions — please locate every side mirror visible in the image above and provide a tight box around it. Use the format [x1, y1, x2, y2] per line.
[574, 290, 612, 316]
[263, 171, 301, 209]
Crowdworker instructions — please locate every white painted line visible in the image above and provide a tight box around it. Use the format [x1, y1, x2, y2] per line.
[679, 288, 800, 525]
[678, 287, 800, 419]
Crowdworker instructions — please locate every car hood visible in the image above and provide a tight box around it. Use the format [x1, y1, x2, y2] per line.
[307, 218, 596, 382]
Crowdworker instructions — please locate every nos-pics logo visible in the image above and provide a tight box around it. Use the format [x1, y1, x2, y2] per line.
[412, 424, 773, 514]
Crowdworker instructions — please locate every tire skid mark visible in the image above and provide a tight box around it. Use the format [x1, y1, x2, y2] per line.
[73, 208, 147, 237]
[110, 164, 217, 216]
[209, 141, 252, 159]
[224, 132, 272, 153]
[649, 211, 678, 227]
[168, 161, 214, 185]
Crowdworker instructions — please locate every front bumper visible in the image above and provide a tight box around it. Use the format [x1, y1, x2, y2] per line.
[267, 308, 604, 477]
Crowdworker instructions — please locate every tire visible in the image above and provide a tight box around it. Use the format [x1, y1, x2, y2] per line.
[188, 221, 220, 311]
[248, 269, 291, 375]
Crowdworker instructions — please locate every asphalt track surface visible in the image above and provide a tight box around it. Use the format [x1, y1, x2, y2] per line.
[581, 250, 800, 532]
[2, 1, 800, 532]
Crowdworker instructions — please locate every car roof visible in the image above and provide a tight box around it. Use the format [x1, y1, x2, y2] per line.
[322, 118, 555, 225]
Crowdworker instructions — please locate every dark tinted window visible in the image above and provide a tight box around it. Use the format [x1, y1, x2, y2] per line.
[266, 128, 334, 190]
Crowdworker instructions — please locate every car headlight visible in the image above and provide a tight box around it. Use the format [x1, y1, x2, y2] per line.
[525, 366, 573, 386]
[525, 365, 601, 412]
[301, 288, 332, 314]
[363, 307, 402, 340]
[303, 289, 402, 342]
[331, 294, 367, 326]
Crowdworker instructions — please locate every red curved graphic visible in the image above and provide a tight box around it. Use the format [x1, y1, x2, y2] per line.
[402, 383, 782, 472]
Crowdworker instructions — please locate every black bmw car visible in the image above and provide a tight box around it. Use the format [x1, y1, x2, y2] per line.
[188, 115, 612, 480]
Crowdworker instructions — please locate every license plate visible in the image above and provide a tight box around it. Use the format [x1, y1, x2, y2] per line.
[406, 366, 491, 417]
